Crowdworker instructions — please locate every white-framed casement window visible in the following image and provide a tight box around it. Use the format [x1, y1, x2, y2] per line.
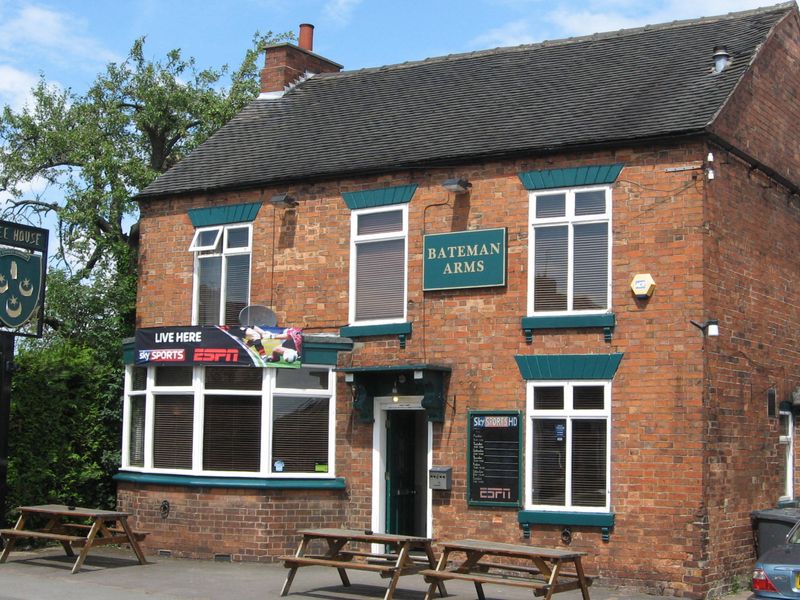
[779, 407, 795, 501]
[121, 364, 336, 478]
[528, 186, 611, 314]
[349, 204, 407, 325]
[190, 223, 252, 325]
[525, 381, 610, 511]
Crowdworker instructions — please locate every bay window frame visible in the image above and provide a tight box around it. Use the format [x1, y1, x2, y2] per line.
[121, 364, 336, 479]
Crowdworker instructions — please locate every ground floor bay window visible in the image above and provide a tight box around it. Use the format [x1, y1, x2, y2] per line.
[122, 364, 335, 477]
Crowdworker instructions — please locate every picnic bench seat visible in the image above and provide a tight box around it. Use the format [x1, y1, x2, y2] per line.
[280, 554, 396, 574]
[421, 568, 592, 596]
[0, 528, 85, 544]
[58, 522, 151, 541]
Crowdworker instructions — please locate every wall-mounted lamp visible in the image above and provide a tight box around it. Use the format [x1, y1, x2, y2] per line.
[442, 178, 472, 194]
[690, 319, 719, 337]
[270, 193, 298, 208]
[391, 381, 399, 403]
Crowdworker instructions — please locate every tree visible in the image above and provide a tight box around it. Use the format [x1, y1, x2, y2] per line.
[0, 30, 291, 294]
[0, 31, 291, 524]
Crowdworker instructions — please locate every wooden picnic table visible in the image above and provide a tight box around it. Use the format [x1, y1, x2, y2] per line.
[280, 527, 446, 600]
[421, 538, 593, 600]
[0, 504, 148, 574]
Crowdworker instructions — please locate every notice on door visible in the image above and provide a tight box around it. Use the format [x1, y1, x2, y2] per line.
[468, 411, 522, 507]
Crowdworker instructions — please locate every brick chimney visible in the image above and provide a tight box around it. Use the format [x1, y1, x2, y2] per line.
[260, 23, 343, 95]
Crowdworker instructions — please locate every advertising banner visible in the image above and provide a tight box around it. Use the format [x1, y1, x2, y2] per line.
[135, 325, 302, 368]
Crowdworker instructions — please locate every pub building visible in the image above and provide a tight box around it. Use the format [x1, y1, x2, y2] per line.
[117, 5, 800, 597]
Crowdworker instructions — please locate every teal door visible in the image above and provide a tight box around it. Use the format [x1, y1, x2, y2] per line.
[385, 410, 427, 536]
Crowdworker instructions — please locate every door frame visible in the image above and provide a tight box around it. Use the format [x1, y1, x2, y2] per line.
[371, 395, 432, 546]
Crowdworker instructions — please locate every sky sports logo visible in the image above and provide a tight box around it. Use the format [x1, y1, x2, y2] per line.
[138, 349, 185, 362]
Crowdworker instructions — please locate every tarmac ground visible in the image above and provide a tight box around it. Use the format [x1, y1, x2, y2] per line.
[0, 545, 756, 600]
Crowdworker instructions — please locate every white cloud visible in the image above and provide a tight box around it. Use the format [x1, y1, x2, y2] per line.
[0, 65, 38, 110]
[470, 20, 539, 48]
[0, 4, 118, 72]
[323, 0, 363, 26]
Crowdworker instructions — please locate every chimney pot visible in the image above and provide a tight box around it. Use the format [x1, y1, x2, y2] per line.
[298, 23, 314, 51]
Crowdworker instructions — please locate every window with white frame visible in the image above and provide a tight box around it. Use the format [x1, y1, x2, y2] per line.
[189, 224, 251, 325]
[526, 382, 610, 511]
[528, 186, 611, 314]
[779, 407, 794, 500]
[349, 205, 407, 324]
[122, 364, 335, 477]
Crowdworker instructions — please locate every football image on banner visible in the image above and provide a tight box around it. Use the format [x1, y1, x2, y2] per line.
[134, 325, 302, 368]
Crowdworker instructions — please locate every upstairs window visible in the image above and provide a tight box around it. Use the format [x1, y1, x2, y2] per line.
[528, 186, 611, 314]
[780, 407, 795, 501]
[349, 205, 407, 324]
[190, 224, 251, 325]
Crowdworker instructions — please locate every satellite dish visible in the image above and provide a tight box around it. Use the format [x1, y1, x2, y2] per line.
[238, 305, 278, 327]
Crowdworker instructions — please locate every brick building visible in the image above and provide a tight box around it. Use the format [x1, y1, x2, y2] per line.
[117, 4, 800, 596]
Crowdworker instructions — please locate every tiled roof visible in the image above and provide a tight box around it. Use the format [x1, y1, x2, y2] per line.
[138, 3, 794, 199]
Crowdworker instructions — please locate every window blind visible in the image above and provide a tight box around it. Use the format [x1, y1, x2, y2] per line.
[533, 226, 568, 311]
[197, 256, 222, 325]
[355, 239, 405, 320]
[571, 419, 607, 507]
[224, 254, 250, 325]
[272, 396, 329, 473]
[573, 223, 607, 311]
[531, 418, 566, 505]
[203, 395, 261, 472]
[128, 396, 145, 467]
[153, 394, 193, 469]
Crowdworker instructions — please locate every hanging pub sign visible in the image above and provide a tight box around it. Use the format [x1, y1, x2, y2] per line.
[423, 228, 506, 291]
[135, 325, 302, 368]
[0, 220, 48, 338]
[468, 410, 522, 507]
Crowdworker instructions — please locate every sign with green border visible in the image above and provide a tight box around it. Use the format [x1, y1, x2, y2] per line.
[423, 228, 506, 291]
[468, 410, 522, 507]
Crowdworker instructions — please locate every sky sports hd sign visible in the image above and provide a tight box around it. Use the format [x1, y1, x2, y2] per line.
[423, 228, 506, 291]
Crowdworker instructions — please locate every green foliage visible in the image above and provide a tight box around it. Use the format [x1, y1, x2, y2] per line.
[0, 30, 292, 523]
[6, 341, 121, 516]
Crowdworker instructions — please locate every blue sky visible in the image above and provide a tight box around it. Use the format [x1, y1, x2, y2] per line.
[0, 0, 790, 111]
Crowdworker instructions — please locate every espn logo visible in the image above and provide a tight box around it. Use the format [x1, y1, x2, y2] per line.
[193, 348, 239, 362]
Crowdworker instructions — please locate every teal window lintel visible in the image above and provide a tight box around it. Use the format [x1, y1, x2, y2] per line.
[518, 164, 624, 191]
[342, 184, 418, 210]
[114, 471, 346, 490]
[188, 202, 262, 227]
[515, 352, 624, 381]
[522, 313, 616, 343]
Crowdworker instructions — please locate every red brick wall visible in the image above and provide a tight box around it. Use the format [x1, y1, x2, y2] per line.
[116, 482, 348, 561]
[135, 141, 724, 595]
[701, 146, 800, 595]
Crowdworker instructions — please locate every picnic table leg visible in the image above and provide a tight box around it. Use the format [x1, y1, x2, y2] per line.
[423, 547, 450, 600]
[0, 514, 26, 563]
[383, 541, 412, 600]
[281, 535, 311, 596]
[542, 560, 565, 600]
[473, 580, 486, 600]
[117, 516, 147, 565]
[326, 538, 351, 587]
[71, 519, 102, 574]
[573, 557, 591, 600]
[422, 543, 447, 597]
[43, 517, 76, 557]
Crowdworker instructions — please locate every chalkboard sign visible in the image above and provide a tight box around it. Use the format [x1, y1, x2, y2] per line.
[468, 411, 522, 507]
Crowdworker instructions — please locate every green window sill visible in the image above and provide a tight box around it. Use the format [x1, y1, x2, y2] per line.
[518, 510, 615, 541]
[114, 471, 346, 490]
[339, 322, 412, 349]
[521, 313, 615, 343]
